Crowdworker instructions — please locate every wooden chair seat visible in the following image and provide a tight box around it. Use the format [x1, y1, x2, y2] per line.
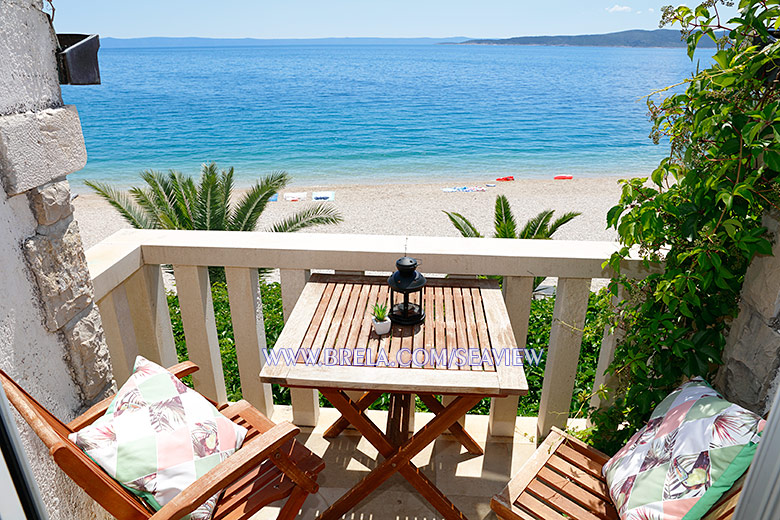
[213, 405, 325, 520]
[1, 361, 325, 520]
[491, 427, 743, 520]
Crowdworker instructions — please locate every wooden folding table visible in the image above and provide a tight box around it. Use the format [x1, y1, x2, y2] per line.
[260, 273, 528, 520]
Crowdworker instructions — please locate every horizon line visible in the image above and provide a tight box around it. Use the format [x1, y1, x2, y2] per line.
[101, 29, 673, 41]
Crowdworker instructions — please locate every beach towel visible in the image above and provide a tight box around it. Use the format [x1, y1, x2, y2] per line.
[269, 193, 278, 202]
[496, 176, 514, 181]
[284, 192, 307, 202]
[312, 191, 335, 201]
[441, 186, 487, 193]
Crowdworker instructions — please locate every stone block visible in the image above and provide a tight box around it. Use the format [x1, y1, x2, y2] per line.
[28, 178, 72, 226]
[739, 212, 780, 318]
[61, 304, 113, 401]
[0, 0, 61, 116]
[23, 219, 94, 331]
[0, 106, 86, 196]
[716, 305, 780, 414]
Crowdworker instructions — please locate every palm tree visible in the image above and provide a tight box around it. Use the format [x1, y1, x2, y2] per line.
[443, 194, 581, 288]
[85, 162, 342, 232]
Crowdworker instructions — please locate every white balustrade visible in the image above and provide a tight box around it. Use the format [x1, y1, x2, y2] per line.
[86, 229, 654, 439]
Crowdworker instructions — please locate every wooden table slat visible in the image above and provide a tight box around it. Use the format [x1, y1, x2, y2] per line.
[443, 287, 456, 370]
[343, 283, 372, 352]
[422, 286, 435, 368]
[334, 283, 363, 363]
[452, 287, 471, 371]
[366, 285, 390, 365]
[471, 287, 496, 372]
[433, 286, 447, 370]
[480, 285, 527, 394]
[299, 282, 336, 356]
[319, 283, 355, 363]
[309, 282, 345, 363]
[461, 286, 482, 372]
[353, 284, 380, 365]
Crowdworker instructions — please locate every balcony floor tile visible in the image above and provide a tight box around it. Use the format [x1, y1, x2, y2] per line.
[251, 405, 584, 519]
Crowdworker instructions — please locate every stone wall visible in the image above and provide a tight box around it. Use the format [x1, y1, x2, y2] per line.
[714, 211, 780, 417]
[0, 1, 114, 519]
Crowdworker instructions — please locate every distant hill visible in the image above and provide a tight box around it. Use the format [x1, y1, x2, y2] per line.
[457, 29, 717, 48]
[101, 37, 471, 48]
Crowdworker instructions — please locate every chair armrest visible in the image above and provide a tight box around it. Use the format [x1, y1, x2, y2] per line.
[68, 361, 201, 431]
[149, 421, 300, 520]
[166, 361, 200, 379]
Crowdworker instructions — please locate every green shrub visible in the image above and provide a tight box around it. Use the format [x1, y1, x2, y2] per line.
[591, 1, 780, 453]
[519, 290, 611, 417]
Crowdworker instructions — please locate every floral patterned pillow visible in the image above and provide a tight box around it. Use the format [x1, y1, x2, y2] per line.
[69, 357, 247, 520]
[603, 378, 764, 520]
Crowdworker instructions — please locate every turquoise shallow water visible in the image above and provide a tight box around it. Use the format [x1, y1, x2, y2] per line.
[62, 44, 703, 189]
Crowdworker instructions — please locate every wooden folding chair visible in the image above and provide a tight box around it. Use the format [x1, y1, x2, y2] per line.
[491, 427, 744, 520]
[1, 361, 325, 520]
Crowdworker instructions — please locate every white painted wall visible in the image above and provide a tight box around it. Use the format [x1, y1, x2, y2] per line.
[0, 186, 106, 520]
[0, 1, 110, 519]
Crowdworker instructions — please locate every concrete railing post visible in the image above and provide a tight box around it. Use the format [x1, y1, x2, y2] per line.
[280, 268, 319, 426]
[537, 277, 591, 439]
[225, 267, 274, 417]
[172, 265, 227, 404]
[121, 264, 178, 369]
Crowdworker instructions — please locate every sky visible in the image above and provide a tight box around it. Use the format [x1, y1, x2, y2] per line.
[52, 1, 741, 40]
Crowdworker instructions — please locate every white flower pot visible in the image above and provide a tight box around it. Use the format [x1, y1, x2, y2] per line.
[372, 317, 391, 335]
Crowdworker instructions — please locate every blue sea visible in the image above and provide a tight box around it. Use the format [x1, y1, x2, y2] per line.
[62, 44, 704, 189]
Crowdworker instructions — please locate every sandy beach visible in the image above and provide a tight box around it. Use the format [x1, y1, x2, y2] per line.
[72, 177, 627, 250]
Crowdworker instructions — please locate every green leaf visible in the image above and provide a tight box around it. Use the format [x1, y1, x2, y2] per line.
[764, 151, 780, 171]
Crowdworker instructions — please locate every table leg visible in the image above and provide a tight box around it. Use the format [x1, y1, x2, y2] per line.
[418, 394, 483, 455]
[322, 390, 383, 438]
[319, 389, 482, 520]
[386, 393, 412, 447]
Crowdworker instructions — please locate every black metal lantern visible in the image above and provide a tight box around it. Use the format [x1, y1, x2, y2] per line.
[387, 256, 426, 325]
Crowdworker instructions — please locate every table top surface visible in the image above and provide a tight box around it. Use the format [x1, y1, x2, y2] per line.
[260, 274, 528, 396]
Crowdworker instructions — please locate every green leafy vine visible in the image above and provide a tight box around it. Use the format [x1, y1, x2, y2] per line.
[589, 0, 780, 453]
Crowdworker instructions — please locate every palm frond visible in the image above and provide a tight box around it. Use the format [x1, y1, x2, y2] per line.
[442, 211, 483, 238]
[519, 209, 554, 239]
[217, 166, 235, 228]
[268, 204, 343, 233]
[194, 163, 221, 230]
[547, 211, 582, 237]
[137, 170, 182, 228]
[230, 171, 290, 231]
[84, 180, 155, 229]
[181, 173, 198, 213]
[493, 195, 517, 238]
[167, 170, 195, 229]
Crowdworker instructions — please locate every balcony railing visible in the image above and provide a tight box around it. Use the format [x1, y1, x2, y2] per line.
[86, 229, 655, 440]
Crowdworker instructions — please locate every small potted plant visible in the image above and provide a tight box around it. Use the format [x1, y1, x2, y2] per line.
[371, 302, 391, 335]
